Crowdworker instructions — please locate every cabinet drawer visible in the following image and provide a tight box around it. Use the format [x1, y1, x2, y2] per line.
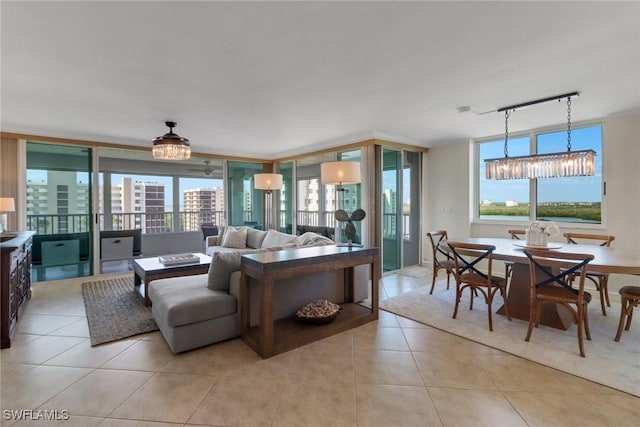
[101, 236, 134, 261]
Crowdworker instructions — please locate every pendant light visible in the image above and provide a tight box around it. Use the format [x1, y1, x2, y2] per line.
[152, 121, 191, 160]
[484, 92, 596, 180]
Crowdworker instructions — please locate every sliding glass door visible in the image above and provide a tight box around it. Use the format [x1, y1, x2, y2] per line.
[227, 161, 264, 228]
[381, 147, 421, 272]
[26, 142, 93, 281]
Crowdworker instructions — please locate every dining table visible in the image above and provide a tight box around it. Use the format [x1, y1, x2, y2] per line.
[446, 237, 640, 330]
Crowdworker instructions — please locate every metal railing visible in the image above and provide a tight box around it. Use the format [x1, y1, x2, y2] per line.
[27, 211, 227, 235]
[27, 211, 413, 240]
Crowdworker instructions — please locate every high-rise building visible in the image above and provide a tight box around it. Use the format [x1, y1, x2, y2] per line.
[183, 187, 225, 230]
[26, 171, 90, 233]
[110, 178, 166, 233]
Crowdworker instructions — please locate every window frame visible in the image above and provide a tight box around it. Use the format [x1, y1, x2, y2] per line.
[473, 119, 605, 228]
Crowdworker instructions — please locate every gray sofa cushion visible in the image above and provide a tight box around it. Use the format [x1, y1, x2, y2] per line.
[246, 228, 268, 249]
[207, 246, 284, 290]
[261, 229, 297, 248]
[208, 251, 245, 290]
[221, 226, 248, 248]
[213, 226, 226, 245]
[149, 276, 237, 328]
[206, 245, 242, 257]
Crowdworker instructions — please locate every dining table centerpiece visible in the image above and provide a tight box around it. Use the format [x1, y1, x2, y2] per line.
[525, 220, 560, 247]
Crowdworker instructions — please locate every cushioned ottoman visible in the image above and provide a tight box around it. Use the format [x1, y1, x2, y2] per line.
[148, 275, 240, 353]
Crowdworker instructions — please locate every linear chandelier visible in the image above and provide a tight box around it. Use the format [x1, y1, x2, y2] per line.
[484, 91, 596, 180]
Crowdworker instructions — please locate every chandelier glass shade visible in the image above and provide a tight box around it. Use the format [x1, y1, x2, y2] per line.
[485, 149, 596, 180]
[484, 92, 596, 180]
[152, 121, 191, 160]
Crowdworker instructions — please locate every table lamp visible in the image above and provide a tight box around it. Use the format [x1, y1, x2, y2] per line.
[0, 197, 16, 233]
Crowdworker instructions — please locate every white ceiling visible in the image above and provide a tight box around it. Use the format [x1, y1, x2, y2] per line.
[2, 1, 639, 159]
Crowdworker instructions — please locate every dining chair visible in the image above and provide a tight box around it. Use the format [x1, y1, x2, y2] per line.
[522, 248, 594, 357]
[614, 285, 640, 342]
[447, 241, 511, 331]
[426, 231, 456, 294]
[564, 232, 615, 316]
[504, 229, 526, 283]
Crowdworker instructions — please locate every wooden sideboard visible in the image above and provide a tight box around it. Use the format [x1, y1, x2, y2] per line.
[1, 231, 34, 348]
[240, 245, 380, 358]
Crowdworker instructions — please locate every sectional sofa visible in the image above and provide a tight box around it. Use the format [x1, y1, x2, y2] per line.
[148, 227, 368, 353]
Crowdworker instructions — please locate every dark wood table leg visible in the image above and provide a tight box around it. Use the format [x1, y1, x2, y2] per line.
[144, 279, 152, 306]
[240, 272, 250, 336]
[259, 274, 274, 357]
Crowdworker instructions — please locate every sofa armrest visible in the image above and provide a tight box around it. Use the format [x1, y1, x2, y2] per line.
[206, 235, 218, 248]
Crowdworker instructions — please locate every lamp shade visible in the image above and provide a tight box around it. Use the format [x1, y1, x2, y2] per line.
[0, 197, 15, 212]
[254, 173, 283, 191]
[320, 161, 361, 185]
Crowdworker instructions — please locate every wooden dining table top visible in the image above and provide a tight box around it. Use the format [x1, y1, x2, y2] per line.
[446, 237, 640, 275]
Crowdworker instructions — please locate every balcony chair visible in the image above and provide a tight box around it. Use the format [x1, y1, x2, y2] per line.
[504, 229, 526, 284]
[522, 248, 594, 357]
[426, 231, 455, 294]
[564, 232, 615, 315]
[614, 286, 640, 342]
[447, 241, 511, 331]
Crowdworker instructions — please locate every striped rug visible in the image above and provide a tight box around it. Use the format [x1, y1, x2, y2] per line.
[82, 276, 158, 346]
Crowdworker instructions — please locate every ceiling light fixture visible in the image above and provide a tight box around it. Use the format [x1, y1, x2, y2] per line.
[484, 91, 596, 180]
[152, 121, 191, 160]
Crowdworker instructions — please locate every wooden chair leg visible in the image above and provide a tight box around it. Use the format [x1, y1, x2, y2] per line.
[502, 285, 512, 321]
[625, 302, 634, 331]
[583, 303, 591, 341]
[615, 296, 627, 342]
[525, 300, 537, 342]
[577, 308, 586, 358]
[602, 276, 611, 307]
[452, 285, 461, 319]
[429, 267, 437, 295]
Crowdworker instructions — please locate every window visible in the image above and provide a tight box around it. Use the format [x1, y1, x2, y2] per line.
[536, 125, 602, 223]
[478, 135, 531, 220]
[477, 124, 603, 224]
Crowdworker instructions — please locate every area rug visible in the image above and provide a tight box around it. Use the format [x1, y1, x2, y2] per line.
[380, 281, 640, 397]
[82, 276, 158, 346]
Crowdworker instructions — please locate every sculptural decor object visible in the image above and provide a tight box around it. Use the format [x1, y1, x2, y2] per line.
[335, 208, 366, 246]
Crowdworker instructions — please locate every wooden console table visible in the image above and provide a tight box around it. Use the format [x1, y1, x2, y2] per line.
[240, 245, 380, 358]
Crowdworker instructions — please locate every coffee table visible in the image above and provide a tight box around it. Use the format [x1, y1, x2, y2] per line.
[133, 253, 212, 306]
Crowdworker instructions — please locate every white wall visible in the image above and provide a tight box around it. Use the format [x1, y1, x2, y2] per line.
[422, 112, 640, 291]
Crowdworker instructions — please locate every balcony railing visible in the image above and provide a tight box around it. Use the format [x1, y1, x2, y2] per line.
[27, 211, 227, 235]
[27, 211, 412, 240]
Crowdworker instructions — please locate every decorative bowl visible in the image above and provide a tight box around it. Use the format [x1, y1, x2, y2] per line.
[295, 300, 341, 325]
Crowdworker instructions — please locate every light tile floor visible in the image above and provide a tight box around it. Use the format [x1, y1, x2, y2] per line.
[1, 269, 638, 426]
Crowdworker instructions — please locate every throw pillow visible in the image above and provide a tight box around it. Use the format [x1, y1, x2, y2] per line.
[207, 251, 243, 290]
[261, 229, 297, 248]
[221, 226, 248, 249]
[215, 226, 227, 246]
[246, 228, 268, 249]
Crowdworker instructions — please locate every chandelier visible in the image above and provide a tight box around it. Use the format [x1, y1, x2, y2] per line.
[152, 121, 191, 160]
[484, 92, 596, 180]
